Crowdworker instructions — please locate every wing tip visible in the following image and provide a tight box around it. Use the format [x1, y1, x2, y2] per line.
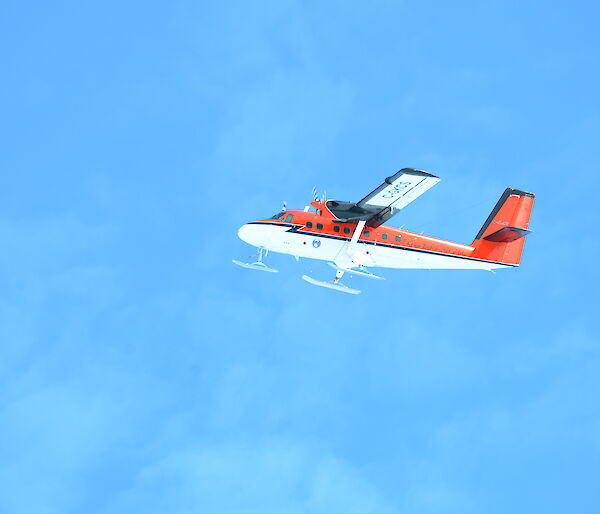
[396, 168, 439, 179]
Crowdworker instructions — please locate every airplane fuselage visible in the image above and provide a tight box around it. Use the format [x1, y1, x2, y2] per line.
[238, 209, 512, 271]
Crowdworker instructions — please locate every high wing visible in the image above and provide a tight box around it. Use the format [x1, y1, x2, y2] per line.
[326, 168, 440, 228]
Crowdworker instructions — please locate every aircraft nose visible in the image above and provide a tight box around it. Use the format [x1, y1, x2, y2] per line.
[237, 223, 258, 246]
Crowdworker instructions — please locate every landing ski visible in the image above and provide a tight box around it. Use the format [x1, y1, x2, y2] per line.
[301, 274, 361, 294]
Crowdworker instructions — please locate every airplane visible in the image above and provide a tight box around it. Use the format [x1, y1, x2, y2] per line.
[234, 168, 535, 294]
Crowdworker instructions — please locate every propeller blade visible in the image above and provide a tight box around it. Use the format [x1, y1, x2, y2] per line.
[311, 186, 319, 202]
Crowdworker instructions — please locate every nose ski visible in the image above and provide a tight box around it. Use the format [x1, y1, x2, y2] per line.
[232, 248, 278, 273]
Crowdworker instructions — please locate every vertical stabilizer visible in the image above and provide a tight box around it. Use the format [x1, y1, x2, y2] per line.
[471, 188, 535, 266]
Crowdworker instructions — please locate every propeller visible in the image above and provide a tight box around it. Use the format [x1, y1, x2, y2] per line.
[307, 186, 327, 211]
[311, 186, 319, 203]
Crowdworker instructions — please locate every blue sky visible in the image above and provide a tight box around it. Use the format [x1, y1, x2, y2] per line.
[1, 1, 599, 512]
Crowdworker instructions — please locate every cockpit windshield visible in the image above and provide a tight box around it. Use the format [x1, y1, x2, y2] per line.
[270, 211, 285, 220]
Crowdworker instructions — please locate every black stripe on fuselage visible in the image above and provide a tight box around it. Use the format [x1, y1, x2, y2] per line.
[248, 221, 516, 267]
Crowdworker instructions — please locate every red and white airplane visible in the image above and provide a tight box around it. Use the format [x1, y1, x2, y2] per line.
[234, 169, 534, 294]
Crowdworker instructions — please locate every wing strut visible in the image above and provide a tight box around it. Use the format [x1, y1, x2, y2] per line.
[347, 219, 366, 254]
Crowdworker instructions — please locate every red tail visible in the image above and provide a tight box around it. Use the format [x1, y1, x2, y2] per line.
[471, 188, 535, 266]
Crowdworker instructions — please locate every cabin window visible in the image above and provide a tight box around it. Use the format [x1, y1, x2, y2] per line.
[381, 233, 388, 240]
[395, 235, 402, 242]
[317, 223, 324, 230]
[364, 230, 370, 237]
[284, 214, 294, 223]
[343, 227, 351, 235]
[306, 221, 312, 228]
[333, 225, 340, 233]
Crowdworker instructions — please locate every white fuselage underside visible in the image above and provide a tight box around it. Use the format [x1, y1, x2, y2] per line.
[238, 223, 510, 271]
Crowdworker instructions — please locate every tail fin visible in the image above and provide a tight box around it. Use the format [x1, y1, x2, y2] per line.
[471, 188, 535, 266]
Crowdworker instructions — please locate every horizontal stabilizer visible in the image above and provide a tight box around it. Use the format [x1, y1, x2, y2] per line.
[483, 226, 531, 243]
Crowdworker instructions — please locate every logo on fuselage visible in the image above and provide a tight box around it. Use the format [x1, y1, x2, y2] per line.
[312, 239, 321, 248]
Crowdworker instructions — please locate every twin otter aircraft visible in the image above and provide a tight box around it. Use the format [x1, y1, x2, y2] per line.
[234, 169, 534, 294]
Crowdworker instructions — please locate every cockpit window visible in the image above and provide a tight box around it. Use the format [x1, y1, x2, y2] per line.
[284, 214, 294, 223]
[270, 211, 285, 220]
